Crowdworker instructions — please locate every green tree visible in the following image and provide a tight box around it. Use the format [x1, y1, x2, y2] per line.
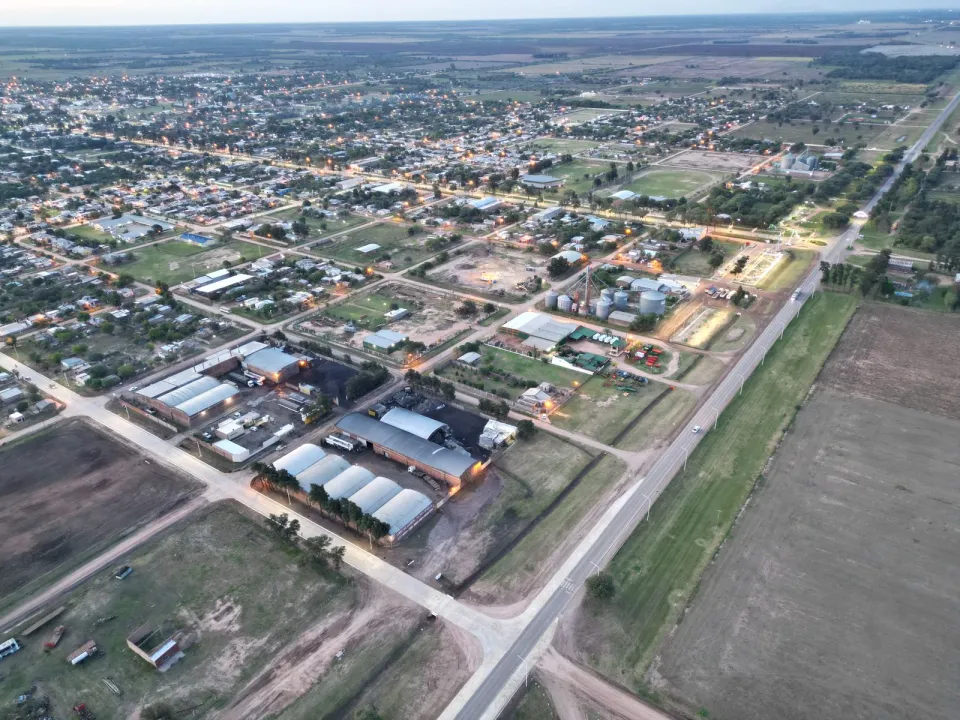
[586, 572, 616, 600]
[516, 419, 536, 440]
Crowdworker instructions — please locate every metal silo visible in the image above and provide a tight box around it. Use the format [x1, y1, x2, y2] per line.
[601, 287, 616, 303]
[596, 298, 612, 320]
[639, 290, 667, 316]
[545, 290, 559, 310]
[613, 290, 630, 310]
[557, 294, 573, 312]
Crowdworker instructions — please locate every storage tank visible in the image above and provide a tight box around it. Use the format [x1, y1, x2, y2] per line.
[545, 290, 559, 310]
[601, 287, 616, 303]
[570, 302, 579, 314]
[557, 294, 573, 312]
[639, 290, 667, 316]
[614, 290, 630, 310]
[596, 299, 612, 320]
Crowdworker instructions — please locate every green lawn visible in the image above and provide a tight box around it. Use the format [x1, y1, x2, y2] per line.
[123, 239, 272, 285]
[311, 222, 452, 270]
[503, 680, 560, 720]
[671, 240, 739, 276]
[551, 377, 666, 444]
[622, 168, 720, 199]
[472, 452, 625, 598]
[0, 504, 353, 719]
[732, 119, 885, 146]
[613, 387, 697, 452]
[438, 345, 586, 397]
[323, 290, 407, 329]
[470, 90, 545, 104]
[267, 208, 370, 243]
[550, 160, 612, 195]
[527, 138, 604, 154]
[756, 248, 815, 291]
[575, 292, 857, 691]
[857, 225, 935, 260]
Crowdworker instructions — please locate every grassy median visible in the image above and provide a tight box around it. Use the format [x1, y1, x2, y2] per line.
[574, 292, 857, 691]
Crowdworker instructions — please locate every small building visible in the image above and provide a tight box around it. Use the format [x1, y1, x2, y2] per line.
[457, 351, 482, 367]
[552, 250, 584, 265]
[212, 439, 250, 463]
[356, 243, 381, 255]
[126, 624, 182, 670]
[363, 329, 408, 353]
[520, 174, 564, 190]
[888, 257, 914, 272]
[469, 196, 502, 213]
[0, 387, 24, 405]
[193, 273, 253, 297]
[384, 308, 409, 322]
[243, 347, 301, 384]
[479, 419, 517, 450]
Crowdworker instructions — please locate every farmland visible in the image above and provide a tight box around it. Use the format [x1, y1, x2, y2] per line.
[569, 292, 857, 691]
[0, 419, 200, 611]
[122, 239, 272, 285]
[655, 304, 960, 720]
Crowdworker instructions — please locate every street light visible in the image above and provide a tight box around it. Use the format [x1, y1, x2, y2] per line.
[517, 655, 529, 688]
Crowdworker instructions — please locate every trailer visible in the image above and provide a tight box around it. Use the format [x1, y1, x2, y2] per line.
[325, 433, 359, 452]
[44, 625, 65, 650]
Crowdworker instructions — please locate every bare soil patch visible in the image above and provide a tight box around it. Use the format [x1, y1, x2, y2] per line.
[0, 418, 200, 605]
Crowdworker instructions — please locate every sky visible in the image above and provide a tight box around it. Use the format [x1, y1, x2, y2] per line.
[0, 0, 953, 26]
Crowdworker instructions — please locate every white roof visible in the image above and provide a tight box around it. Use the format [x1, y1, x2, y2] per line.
[296, 455, 351, 491]
[155, 375, 221, 408]
[503, 311, 576, 343]
[212, 439, 249, 462]
[356, 243, 381, 254]
[137, 368, 203, 399]
[273, 443, 327, 476]
[373, 489, 433, 537]
[552, 250, 583, 264]
[611, 190, 636, 200]
[380, 408, 448, 440]
[348, 476, 402, 514]
[175, 384, 239, 417]
[195, 273, 253, 294]
[324, 465, 376, 500]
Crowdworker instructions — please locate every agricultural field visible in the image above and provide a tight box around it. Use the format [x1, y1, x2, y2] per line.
[550, 376, 669, 445]
[655, 304, 960, 720]
[570, 292, 857, 691]
[122, 239, 272, 285]
[0, 419, 200, 612]
[0, 503, 467, 720]
[436, 344, 585, 398]
[671, 239, 740, 277]
[731, 119, 886, 147]
[521, 54, 680, 75]
[620, 168, 721, 199]
[424, 244, 549, 301]
[309, 221, 456, 271]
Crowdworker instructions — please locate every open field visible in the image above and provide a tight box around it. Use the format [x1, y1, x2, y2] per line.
[731, 119, 886, 146]
[551, 377, 667, 445]
[671, 240, 739, 277]
[656, 389, 960, 719]
[469, 90, 545, 103]
[569, 292, 857, 690]
[504, 679, 560, 720]
[621, 168, 721, 199]
[469, 451, 625, 601]
[659, 149, 760, 174]
[0, 503, 363, 719]
[820, 303, 960, 419]
[870, 120, 929, 149]
[427, 243, 548, 301]
[310, 221, 451, 270]
[438, 345, 585, 398]
[613, 387, 697, 453]
[556, 107, 628, 125]
[123, 239, 272, 285]
[526, 138, 604, 154]
[267, 208, 370, 242]
[707, 312, 757, 352]
[0, 419, 199, 610]
[549, 159, 613, 195]
[521, 54, 681, 76]
[671, 306, 736, 348]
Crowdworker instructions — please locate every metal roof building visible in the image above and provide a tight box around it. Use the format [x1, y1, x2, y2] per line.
[155, 376, 221, 408]
[502, 311, 577, 345]
[243, 347, 301, 383]
[175, 384, 239, 419]
[296, 455, 351, 492]
[348, 476, 403, 514]
[380, 408, 449, 442]
[273, 443, 327, 477]
[137, 368, 203, 399]
[194, 273, 253, 296]
[373, 489, 435, 542]
[324, 466, 376, 500]
[334, 413, 477, 489]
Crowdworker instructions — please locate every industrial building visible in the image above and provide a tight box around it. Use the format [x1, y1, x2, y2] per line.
[272, 442, 327, 476]
[501, 311, 577, 351]
[380, 407, 449, 443]
[520, 174, 564, 189]
[136, 373, 239, 427]
[373, 489, 435, 543]
[334, 413, 478, 489]
[363, 329, 408, 353]
[295, 454, 352, 491]
[350, 476, 403, 514]
[324, 465, 376, 499]
[242, 347, 302, 384]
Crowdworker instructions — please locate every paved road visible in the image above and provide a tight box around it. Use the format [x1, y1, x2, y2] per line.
[443, 89, 960, 720]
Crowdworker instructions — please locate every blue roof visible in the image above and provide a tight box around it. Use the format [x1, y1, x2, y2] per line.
[181, 233, 214, 245]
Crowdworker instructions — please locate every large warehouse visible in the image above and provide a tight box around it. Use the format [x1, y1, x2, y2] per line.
[380, 407, 449, 443]
[334, 413, 479, 489]
[501, 311, 578, 351]
[267, 444, 436, 543]
[242, 347, 302, 384]
[136, 373, 239, 427]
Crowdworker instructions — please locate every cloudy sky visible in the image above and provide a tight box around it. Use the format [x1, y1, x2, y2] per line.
[0, 0, 951, 26]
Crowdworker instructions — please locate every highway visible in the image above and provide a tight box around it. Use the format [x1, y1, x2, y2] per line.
[445, 88, 960, 720]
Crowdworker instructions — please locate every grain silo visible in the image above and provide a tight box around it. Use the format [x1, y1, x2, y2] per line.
[613, 290, 630, 310]
[639, 290, 666, 316]
[601, 287, 616, 303]
[596, 298, 612, 320]
[557, 294, 573, 312]
[545, 290, 559, 310]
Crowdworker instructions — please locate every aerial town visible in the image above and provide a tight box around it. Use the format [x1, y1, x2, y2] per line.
[1, 9, 960, 720]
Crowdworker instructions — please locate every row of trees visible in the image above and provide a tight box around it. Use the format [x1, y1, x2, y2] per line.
[266, 513, 346, 570]
[404, 369, 456, 400]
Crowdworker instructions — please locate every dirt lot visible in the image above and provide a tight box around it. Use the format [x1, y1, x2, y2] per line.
[659, 149, 760, 173]
[820, 303, 960, 419]
[652, 386, 960, 720]
[430, 244, 548, 299]
[0, 419, 200, 607]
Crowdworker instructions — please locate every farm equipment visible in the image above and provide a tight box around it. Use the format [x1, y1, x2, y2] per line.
[43, 625, 65, 651]
[74, 703, 95, 720]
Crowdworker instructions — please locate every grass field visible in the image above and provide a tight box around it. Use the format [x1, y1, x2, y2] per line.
[504, 680, 560, 720]
[311, 222, 449, 270]
[613, 387, 696, 453]
[526, 138, 603, 154]
[550, 159, 612, 195]
[857, 225, 935, 260]
[573, 292, 857, 690]
[437, 345, 585, 397]
[268, 208, 370, 243]
[0, 504, 355, 718]
[671, 240, 739, 276]
[470, 90, 545, 103]
[323, 290, 407, 329]
[756, 247, 814, 291]
[551, 377, 666, 445]
[731, 119, 885, 146]
[621, 168, 721, 199]
[123, 239, 272, 285]
[471, 451, 625, 599]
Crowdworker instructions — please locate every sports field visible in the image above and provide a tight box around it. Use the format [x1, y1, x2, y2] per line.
[123, 239, 272, 285]
[571, 292, 857, 691]
[621, 168, 720, 199]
